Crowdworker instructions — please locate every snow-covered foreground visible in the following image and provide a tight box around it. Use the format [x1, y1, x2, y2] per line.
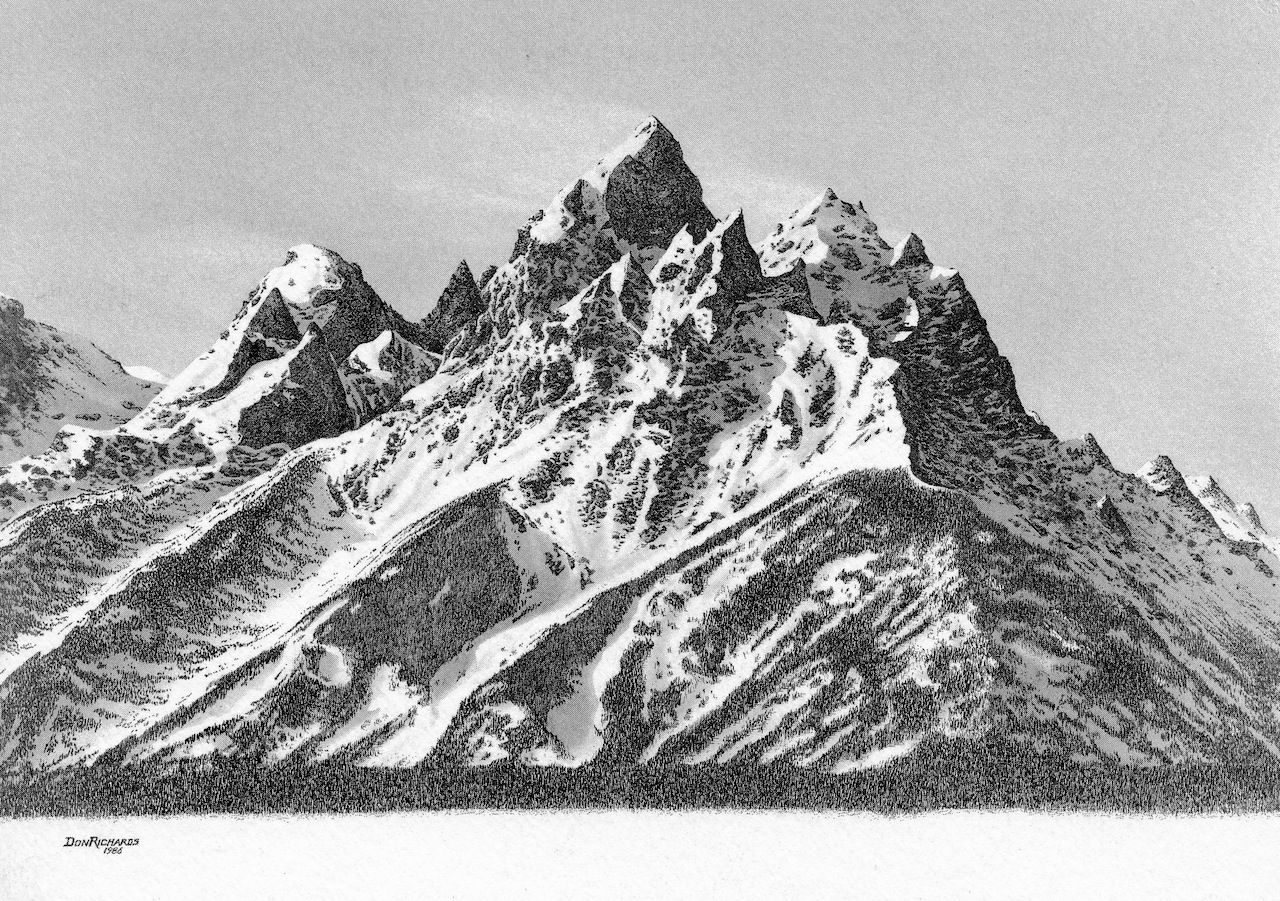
[0, 119, 1276, 793]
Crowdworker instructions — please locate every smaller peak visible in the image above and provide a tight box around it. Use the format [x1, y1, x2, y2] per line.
[1095, 494, 1131, 538]
[0, 294, 25, 319]
[1139, 455, 1190, 494]
[892, 233, 931, 268]
[1237, 502, 1267, 532]
[718, 207, 749, 234]
[1145, 454, 1179, 473]
[707, 210, 762, 279]
[1082, 433, 1114, 469]
[282, 243, 343, 267]
[607, 252, 654, 294]
[1187, 474, 1224, 495]
[422, 259, 485, 354]
[780, 190, 880, 243]
[804, 188, 865, 217]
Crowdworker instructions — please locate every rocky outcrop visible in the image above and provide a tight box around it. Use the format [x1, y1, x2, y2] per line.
[1139, 456, 1220, 532]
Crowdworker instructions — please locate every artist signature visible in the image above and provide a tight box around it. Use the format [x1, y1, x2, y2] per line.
[63, 836, 140, 855]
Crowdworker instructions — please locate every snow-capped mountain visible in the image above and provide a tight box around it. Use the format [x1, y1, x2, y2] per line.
[0, 295, 160, 467]
[0, 244, 439, 521]
[0, 118, 1276, 790]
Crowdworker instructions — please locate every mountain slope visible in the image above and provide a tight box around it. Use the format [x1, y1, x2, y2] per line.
[0, 295, 160, 466]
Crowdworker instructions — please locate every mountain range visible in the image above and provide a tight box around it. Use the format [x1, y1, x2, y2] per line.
[1, 118, 1277, 809]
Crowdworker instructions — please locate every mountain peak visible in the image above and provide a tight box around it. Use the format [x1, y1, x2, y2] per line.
[590, 119, 716, 252]
[1187, 474, 1224, 497]
[1238, 502, 1267, 532]
[264, 244, 347, 309]
[1138, 456, 1221, 531]
[584, 116, 677, 188]
[422, 259, 485, 355]
[0, 295, 24, 320]
[1139, 455, 1184, 490]
[608, 251, 653, 296]
[1082, 433, 1114, 469]
[892, 233, 931, 268]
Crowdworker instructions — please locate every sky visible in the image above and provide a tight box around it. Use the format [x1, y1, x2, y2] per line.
[1, 0, 1277, 517]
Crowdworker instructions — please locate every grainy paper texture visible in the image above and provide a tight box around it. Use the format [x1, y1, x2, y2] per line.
[1, 1, 1277, 897]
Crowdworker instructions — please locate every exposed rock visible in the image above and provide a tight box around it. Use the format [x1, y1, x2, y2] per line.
[421, 261, 485, 355]
[1096, 494, 1130, 538]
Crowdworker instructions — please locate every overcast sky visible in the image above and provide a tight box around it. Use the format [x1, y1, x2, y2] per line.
[1, 0, 1277, 517]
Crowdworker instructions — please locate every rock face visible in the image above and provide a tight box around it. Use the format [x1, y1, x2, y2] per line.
[341, 329, 439, 423]
[598, 116, 717, 252]
[420, 261, 485, 355]
[0, 120, 1276, 796]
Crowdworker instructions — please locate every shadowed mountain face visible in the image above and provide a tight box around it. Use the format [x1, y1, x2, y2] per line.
[0, 119, 1276, 797]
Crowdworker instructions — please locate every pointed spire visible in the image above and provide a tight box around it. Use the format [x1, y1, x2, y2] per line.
[1082, 433, 1113, 470]
[1139, 455, 1221, 532]
[421, 259, 485, 355]
[893, 233, 931, 268]
[1139, 455, 1185, 492]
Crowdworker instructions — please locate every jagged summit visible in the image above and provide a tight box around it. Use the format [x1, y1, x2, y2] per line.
[1082, 432, 1114, 469]
[1139, 454, 1185, 493]
[253, 244, 421, 359]
[542, 116, 715, 255]
[582, 116, 677, 190]
[262, 244, 345, 312]
[1139, 456, 1221, 531]
[1186, 473, 1272, 545]
[477, 118, 722, 335]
